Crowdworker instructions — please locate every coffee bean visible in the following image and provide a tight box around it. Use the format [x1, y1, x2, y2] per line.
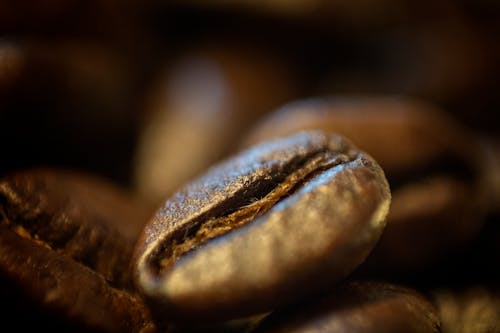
[0, 41, 24, 92]
[480, 138, 500, 214]
[254, 281, 441, 333]
[241, 96, 481, 178]
[432, 286, 500, 333]
[0, 227, 155, 333]
[365, 175, 480, 273]
[240, 96, 489, 275]
[133, 131, 390, 322]
[0, 168, 155, 332]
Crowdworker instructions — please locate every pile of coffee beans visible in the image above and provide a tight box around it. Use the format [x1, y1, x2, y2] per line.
[1, 1, 499, 332]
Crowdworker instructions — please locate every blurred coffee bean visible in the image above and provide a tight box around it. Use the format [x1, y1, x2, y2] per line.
[0, 168, 155, 332]
[241, 95, 489, 276]
[241, 96, 480, 176]
[0, 227, 156, 333]
[157, 0, 498, 136]
[431, 286, 500, 333]
[133, 40, 299, 205]
[0, 168, 151, 285]
[254, 281, 440, 333]
[481, 138, 500, 214]
[0, 40, 145, 185]
[0, 41, 25, 92]
[134, 131, 390, 323]
[370, 175, 481, 272]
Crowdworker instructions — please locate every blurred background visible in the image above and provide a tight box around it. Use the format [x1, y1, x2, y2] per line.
[1, 0, 499, 197]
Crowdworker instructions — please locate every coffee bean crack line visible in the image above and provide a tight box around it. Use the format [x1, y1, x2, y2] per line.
[153, 150, 356, 273]
[0, 185, 113, 285]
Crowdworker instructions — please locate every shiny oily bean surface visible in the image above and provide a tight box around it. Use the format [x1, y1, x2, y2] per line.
[0, 168, 154, 332]
[255, 281, 441, 333]
[241, 96, 488, 275]
[134, 131, 391, 322]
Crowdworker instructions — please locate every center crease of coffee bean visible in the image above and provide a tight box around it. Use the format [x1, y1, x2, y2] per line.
[0, 183, 122, 286]
[153, 150, 355, 273]
[0, 202, 77, 254]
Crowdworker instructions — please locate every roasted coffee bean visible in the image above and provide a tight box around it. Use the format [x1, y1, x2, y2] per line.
[0, 227, 155, 333]
[0, 41, 24, 93]
[432, 286, 500, 333]
[254, 281, 441, 333]
[481, 138, 500, 214]
[366, 175, 481, 272]
[133, 131, 391, 322]
[241, 96, 489, 275]
[241, 96, 481, 177]
[0, 168, 155, 332]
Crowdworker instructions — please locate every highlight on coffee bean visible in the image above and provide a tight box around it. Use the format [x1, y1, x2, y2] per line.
[1, 1, 498, 332]
[133, 131, 391, 322]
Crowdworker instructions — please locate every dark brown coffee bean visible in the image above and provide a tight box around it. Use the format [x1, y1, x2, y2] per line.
[432, 286, 500, 333]
[365, 175, 481, 272]
[0, 227, 155, 333]
[254, 281, 441, 333]
[241, 96, 489, 275]
[134, 131, 391, 322]
[481, 138, 500, 214]
[241, 96, 480, 177]
[0, 168, 155, 332]
[0, 168, 149, 287]
[0, 41, 24, 93]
